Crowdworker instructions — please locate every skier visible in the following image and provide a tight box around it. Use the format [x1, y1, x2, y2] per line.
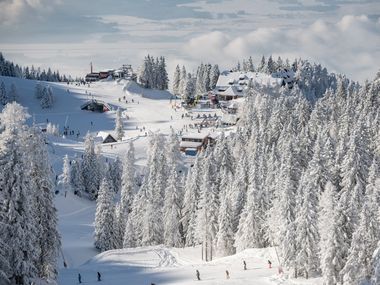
[78, 273, 82, 284]
[196, 269, 200, 281]
[243, 260, 247, 270]
[268, 260, 272, 269]
[226, 270, 230, 279]
[97, 271, 101, 281]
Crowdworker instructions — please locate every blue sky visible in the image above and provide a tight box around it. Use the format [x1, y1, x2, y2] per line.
[0, 0, 379, 81]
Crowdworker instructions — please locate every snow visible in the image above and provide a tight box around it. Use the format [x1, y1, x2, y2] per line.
[0, 75, 321, 285]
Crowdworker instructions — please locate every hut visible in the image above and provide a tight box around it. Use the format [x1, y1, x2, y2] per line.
[81, 99, 111, 112]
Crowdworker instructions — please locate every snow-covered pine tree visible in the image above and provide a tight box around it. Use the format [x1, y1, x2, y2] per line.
[230, 152, 248, 231]
[115, 108, 125, 141]
[216, 174, 235, 257]
[8, 83, 17, 102]
[0, 81, 6, 105]
[70, 156, 85, 196]
[338, 122, 372, 245]
[118, 142, 136, 247]
[163, 165, 183, 247]
[183, 154, 202, 246]
[27, 127, 60, 280]
[294, 161, 321, 278]
[179, 66, 187, 97]
[34, 82, 43, 99]
[0, 103, 37, 285]
[257, 56, 266, 72]
[173, 64, 181, 96]
[319, 182, 347, 285]
[110, 156, 122, 193]
[141, 135, 166, 245]
[195, 151, 219, 261]
[372, 240, 380, 285]
[59, 154, 71, 193]
[94, 176, 116, 252]
[81, 133, 102, 199]
[184, 73, 195, 101]
[209, 64, 220, 90]
[341, 195, 379, 285]
[40, 86, 54, 108]
[235, 148, 267, 251]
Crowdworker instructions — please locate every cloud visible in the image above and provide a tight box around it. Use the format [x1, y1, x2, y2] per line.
[182, 14, 380, 81]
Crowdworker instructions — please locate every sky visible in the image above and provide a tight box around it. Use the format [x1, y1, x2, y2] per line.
[0, 0, 379, 82]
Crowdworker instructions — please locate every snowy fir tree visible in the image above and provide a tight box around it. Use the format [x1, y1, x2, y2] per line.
[39, 86, 54, 109]
[8, 83, 17, 102]
[318, 182, 347, 285]
[172, 64, 181, 96]
[115, 108, 125, 141]
[0, 103, 60, 284]
[216, 175, 235, 257]
[94, 176, 116, 252]
[59, 154, 71, 193]
[81, 133, 102, 199]
[118, 142, 136, 247]
[34, 82, 43, 99]
[0, 80, 7, 105]
[163, 165, 183, 247]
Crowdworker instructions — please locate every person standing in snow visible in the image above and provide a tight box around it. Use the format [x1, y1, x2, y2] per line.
[78, 273, 82, 284]
[196, 269, 200, 281]
[97, 271, 101, 281]
[268, 260, 272, 269]
[226, 270, 230, 279]
[243, 260, 247, 270]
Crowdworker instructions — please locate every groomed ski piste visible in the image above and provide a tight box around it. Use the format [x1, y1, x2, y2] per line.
[0, 75, 322, 285]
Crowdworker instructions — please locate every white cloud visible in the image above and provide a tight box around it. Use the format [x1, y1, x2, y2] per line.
[0, 0, 60, 25]
[182, 14, 380, 81]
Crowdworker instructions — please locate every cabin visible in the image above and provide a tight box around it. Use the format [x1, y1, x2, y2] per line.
[179, 133, 210, 152]
[81, 99, 111, 112]
[180, 132, 220, 153]
[96, 131, 117, 144]
[85, 73, 100, 82]
[213, 70, 294, 101]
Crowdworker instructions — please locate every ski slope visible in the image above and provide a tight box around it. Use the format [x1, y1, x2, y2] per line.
[0, 76, 322, 285]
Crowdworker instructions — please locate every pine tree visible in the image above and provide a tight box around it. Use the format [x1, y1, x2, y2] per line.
[341, 197, 379, 285]
[209, 64, 220, 90]
[0, 81, 6, 105]
[34, 82, 43, 99]
[118, 142, 136, 247]
[82, 133, 102, 199]
[0, 103, 38, 285]
[115, 108, 124, 141]
[173, 64, 181, 95]
[59, 154, 71, 193]
[27, 127, 60, 280]
[94, 177, 116, 252]
[40, 86, 54, 108]
[319, 182, 347, 285]
[183, 154, 202, 246]
[179, 66, 187, 96]
[196, 152, 219, 261]
[70, 156, 85, 196]
[163, 166, 183, 247]
[110, 157, 122, 193]
[8, 83, 17, 102]
[216, 175, 235, 256]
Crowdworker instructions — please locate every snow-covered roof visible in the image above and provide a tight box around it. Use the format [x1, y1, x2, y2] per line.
[179, 141, 204, 148]
[215, 71, 290, 89]
[96, 131, 117, 142]
[216, 86, 244, 97]
[181, 133, 209, 140]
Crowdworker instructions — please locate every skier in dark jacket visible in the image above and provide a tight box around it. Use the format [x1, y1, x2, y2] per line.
[78, 273, 82, 284]
[97, 271, 101, 281]
[196, 269, 200, 281]
[243, 260, 247, 270]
